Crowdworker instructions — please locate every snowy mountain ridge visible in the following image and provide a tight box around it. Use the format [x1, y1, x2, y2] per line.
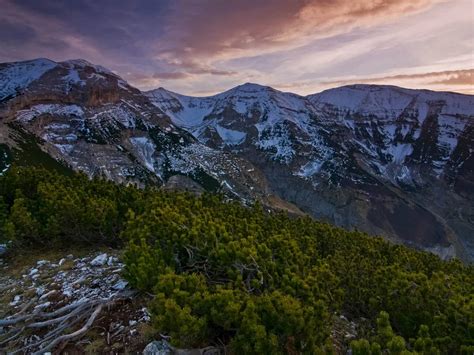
[1, 58, 473, 261]
[148, 82, 474, 261]
[0, 58, 280, 207]
[148, 83, 473, 187]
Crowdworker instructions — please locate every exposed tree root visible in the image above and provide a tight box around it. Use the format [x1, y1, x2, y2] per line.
[0, 290, 135, 353]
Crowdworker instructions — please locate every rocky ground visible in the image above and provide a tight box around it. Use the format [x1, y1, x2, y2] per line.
[0, 249, 153, 353]
[0, 248, 359, 354]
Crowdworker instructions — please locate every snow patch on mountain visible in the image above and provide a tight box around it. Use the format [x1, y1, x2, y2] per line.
[54, 143, 75, 155]
[297, 160, 324, 178]
[310, 85, 420, 119]
[88, 105, 139, 129]
[61, 59, 116, 77]
[310, 85, 474, 120]
[385, 143, 413, 164]
[215, 125, 246, 145]
[147, 88, 214, 128]
[129, 136, 156, 172]
[62, 66, 86, 89]
[16, 104, 84, 123]
[0, 58, 57, 101]
[437, 114, 467, 154]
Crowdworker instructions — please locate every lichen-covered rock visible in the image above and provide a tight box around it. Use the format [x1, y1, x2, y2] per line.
[90, 253, 108, 266]
[143, 341, 172, 355]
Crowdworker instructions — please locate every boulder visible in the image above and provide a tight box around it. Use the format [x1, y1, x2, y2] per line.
[143, 341, 172, 355]
[90, 253, 108, 266]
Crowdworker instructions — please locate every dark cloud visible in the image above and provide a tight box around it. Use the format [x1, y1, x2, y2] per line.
[9, 0, 168, 57]
[160, 0, 439, 59]
[0, 0, 457, 93]
[0, 20, 37, 45]
[1, 0, 439, 60]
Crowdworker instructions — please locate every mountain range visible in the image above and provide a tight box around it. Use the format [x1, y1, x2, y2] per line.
[1, 58, 473, 261]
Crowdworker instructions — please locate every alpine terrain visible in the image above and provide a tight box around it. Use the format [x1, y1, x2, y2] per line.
[1, 58, 473, 261]
[0, 58, 293, 210]
[148, 83, 474, 261]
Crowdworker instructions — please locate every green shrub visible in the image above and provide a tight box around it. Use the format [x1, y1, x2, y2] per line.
[1, 166, 472, 353]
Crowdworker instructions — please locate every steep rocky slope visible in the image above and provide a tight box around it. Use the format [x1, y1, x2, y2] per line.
[1, 58, 472, 261]
[0, 59, 294, 211]
[148, 84, 474, 261]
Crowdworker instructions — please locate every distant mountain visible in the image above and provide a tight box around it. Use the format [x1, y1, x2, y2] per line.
[148, 83, 474, 261]
[1, 58, 473, 261]
[0, 59, 292, 210]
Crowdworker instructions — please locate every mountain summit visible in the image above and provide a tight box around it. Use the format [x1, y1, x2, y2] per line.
[1, 58, 473, 261]
[148, 82, 474, 261]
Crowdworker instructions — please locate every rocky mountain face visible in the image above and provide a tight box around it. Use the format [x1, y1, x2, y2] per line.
[0, 59, 292, 210]
[1, 58, 473, 261]
[147, 83, 474, 262]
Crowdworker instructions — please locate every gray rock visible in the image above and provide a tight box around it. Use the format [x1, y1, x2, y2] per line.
[112, 279, 128, 290]
[9, 295, 21, 306]
[0, 244, 7, 257]
[37, 260, 49, 267]
[143, 340, 172, 355]
[90, 253, 108, 266]
[36, 286, 46, 296]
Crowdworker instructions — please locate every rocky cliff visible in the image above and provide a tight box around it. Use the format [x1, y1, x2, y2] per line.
[1, 58, 473, 261]
[148, 83, 474, 261]
[0, 59, 286, 210]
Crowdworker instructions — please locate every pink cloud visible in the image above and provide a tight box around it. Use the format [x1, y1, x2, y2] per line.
[161, 0, 441, 61]
[319, 69, 474, 93]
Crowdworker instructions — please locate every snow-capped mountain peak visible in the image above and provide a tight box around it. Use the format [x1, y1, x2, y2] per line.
[148, 83, 473, 179]
[309, 84, 474, 117]
[147, 82, 317, 156]
[148, 81, 474, 260]
[1, 58, 473, 261]
[226, 82, 273, 94]
[0, 57, 272, 211]
[0, 58, 57, 101]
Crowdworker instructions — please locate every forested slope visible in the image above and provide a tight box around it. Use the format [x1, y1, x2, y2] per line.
[0, 167, 472, 354]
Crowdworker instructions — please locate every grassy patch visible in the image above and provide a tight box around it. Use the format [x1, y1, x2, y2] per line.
[2, 245, 109, 278]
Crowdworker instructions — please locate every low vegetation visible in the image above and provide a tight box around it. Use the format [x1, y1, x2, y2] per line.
[1, 166, 472, 354]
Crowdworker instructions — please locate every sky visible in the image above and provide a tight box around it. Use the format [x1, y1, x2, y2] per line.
[0, 0, 472, 96]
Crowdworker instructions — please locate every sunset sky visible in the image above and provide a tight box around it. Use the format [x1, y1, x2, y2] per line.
[0, 0, 472, 95]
